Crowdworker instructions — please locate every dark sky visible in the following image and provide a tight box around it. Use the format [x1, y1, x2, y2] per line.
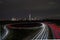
[0, 0, 60, 19]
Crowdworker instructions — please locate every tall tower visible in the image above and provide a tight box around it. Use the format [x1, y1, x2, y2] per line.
[29, 14, 31, 20]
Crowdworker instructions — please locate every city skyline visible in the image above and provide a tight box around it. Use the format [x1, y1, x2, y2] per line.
[0, 0, 60, 19]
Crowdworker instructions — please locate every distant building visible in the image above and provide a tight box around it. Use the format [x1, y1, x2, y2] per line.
[11, 18, 17, 21]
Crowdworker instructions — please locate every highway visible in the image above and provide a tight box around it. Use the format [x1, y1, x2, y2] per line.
[31, 23, 49, 40]
[1, 23, 49, 40]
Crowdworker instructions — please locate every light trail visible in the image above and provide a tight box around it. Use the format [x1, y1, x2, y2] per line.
[36, 23, 46, 39]
[32, 23, 46, 39]
[2, 25, 9, 40]
[31, 23, 49, 40]
[1, 23, 49, 40]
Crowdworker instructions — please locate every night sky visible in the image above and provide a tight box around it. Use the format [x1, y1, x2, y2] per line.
[0, 0, 60, 19]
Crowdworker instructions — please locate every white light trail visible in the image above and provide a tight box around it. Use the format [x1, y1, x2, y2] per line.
[2, 25, 9, 40]
[31, 23, 49, 40]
